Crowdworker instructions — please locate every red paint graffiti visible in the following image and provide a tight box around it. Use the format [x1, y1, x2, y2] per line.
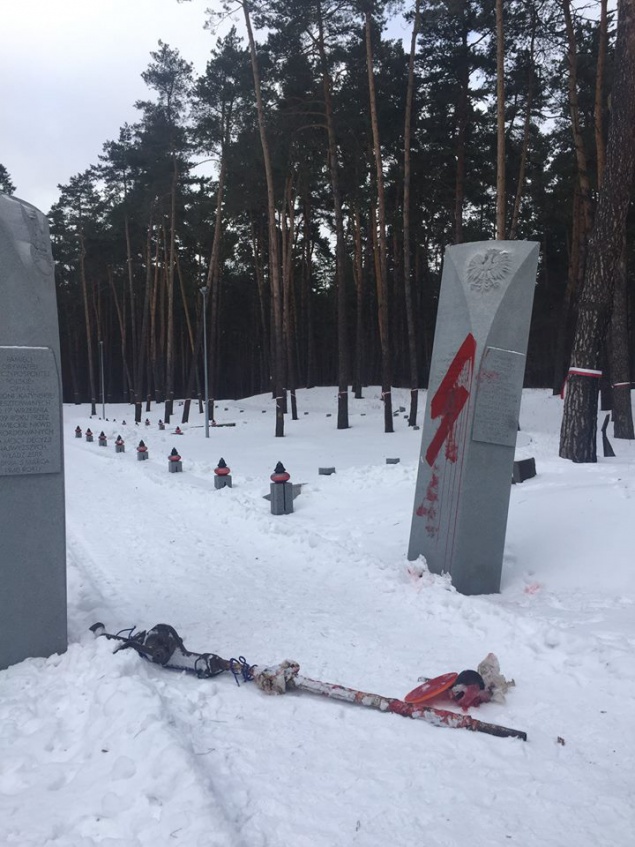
[425, 333, 476, 467]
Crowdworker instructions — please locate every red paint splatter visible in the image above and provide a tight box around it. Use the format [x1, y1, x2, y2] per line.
[425, 334, 476, 467]
[416, 471, 440, 536]
[415, 335, 476, 541]
[478, 368, 499, 385]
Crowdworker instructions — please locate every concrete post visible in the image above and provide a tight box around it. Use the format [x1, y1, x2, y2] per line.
[168, 447, 183, 472]
[270, 462, 293, 515]
[214, 458, 232, 489]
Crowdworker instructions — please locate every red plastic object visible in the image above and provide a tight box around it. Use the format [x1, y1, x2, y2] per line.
[404, 672, 458, 704]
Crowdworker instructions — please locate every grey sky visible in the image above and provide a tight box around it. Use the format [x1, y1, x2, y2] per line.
[1, 0, 224, 213]
[1, 1, 613, 215]
[1, 1, 417, 214]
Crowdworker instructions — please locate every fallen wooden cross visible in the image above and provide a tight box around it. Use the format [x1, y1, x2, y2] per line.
[91, 623, 527, 741]
[255, 660, 527, 740]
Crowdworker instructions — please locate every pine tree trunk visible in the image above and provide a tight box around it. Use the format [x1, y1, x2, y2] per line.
[508, 13, 536, 240]
[351, 205, 365, 400]
[594, 0, 609, 189]
[553, 187, 582, 394]
[302, 204, 317, 389]
[150, 230, 162, 404]
[134, 217, 153, 423]
[243, 0, 285, 436]
[78, 232, 97, 414]
[164, 159, 178, 422]
[176, 255, 195, 357]
[365, 8, 393, 433]
[281, 174, 299, 420]
[317, 0, 350, 429]
[403, 0, 421, 427]
[495, 0, 506, 239]
[454, 9, 469, 244]
[106, 265, 134, 397]
[300, 199, 316, 388]
[250, 218, 271, 388]
[609, 243, 634, 438]
[124, 215, 138, 403]
[562, 0, 594, 234]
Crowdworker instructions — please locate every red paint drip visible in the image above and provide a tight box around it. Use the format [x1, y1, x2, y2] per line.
[416, 471, 440, 537]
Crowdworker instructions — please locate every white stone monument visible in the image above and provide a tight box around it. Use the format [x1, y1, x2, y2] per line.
[0, 194, 67, 669]
[408, 241, 539, 595]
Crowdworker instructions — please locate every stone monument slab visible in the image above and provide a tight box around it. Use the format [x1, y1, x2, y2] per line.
[408, 241, 539, 595]
[0, 194, 67, 669]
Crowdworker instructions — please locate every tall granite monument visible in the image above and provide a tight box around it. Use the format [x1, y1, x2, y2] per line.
[0, 194, 67, 669]
[408, 241, 539, 595]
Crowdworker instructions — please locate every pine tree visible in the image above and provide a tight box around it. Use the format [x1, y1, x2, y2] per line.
[50, 171, 106, 414]
[0, 164, 16, 195]
[138, 42, 193, 422]
[560, 0, 635, 462]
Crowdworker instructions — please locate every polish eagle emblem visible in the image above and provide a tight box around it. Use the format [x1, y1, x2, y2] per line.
[467, 249, 511, 292]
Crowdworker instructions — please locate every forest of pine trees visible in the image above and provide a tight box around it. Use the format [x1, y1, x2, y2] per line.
[5, 0, 634, 442]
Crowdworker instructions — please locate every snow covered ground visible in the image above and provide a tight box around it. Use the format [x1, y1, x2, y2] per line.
[1, 387, 634, 846]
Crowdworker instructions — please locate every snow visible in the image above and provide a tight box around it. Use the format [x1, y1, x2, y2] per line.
[1, 387, 634, 846]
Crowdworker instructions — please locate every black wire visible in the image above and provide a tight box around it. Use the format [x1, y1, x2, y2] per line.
[229, 656, 254, 686]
